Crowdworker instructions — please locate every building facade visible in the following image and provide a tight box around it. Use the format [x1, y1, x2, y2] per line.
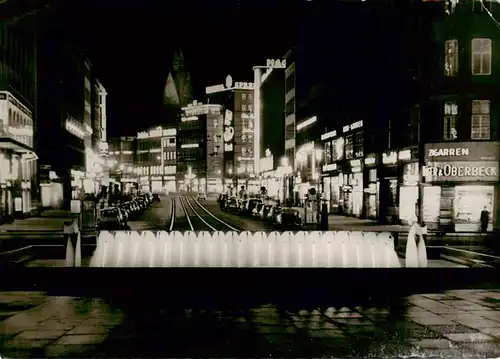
[177, 102, 211, 192]
[107, 136, 136, 195]
[135, 127, 177, 193]
[206, 76, 256, 195]
[258, 64, 286, 201]
[416, 0, 500, 231]
[0, 20, 39, 221]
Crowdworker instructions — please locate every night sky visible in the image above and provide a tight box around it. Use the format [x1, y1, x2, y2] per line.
[48, 0, 304, 137]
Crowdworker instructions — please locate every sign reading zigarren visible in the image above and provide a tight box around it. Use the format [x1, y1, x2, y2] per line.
[424, 141, 499, 162]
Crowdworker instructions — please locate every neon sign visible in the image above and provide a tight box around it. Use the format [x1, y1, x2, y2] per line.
[224, 110, 234, 152]
[266, 59, 287, 69]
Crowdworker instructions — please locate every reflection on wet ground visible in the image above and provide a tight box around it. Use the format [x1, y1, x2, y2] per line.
[1, 290, 500, 357]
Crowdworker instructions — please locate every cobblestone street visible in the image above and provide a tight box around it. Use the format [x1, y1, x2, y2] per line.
[1, 289, 500, 357]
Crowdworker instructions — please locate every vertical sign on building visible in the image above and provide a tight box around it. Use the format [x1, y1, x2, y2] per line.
[224, 110, 234, 152]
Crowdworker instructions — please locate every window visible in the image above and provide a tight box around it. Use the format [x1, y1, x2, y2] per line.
[444, 40, 458, 76]
[443, 102, 458, 141]
[247, 93, 253, 101]
[471, 100, 490, 140]
[345, 135, 354, 159]
[472, 38, 491, 75]
[354, 132, 364, 158]
[241, 104, 247, 112]
[325, 141, 332, 164]
[242, 93, 247, 101]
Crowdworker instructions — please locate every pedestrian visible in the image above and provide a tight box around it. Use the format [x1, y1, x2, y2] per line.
[64, 217, 81, 267]
[480, 206, 489, 233]
[405, 214, 427, 268]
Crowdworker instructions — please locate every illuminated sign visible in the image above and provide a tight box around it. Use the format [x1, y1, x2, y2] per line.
[321, 130, 337, 141]
[424, 161, 499, 182]
[163, 176, 175, 181]
[398, 150, 412, 161]
[424, 142, 499, 162]
[151, 176, 162, 181]
[266, 59, 287, 69]
[382, 151, 398, 165]
[364, 157, 376, 165]
[181, 116, 198, 122]
[182, 104, 222, 116]
[137, 127, 175, 139]
[428, 148, 469, 158]
[322, 163, 337, 172]
[350, 159, 362, 168]
[205, 75, 254, 94]
[296, 116, 317, 131]
[342, 120, 363, 133]
[224, 110, 234, 152]
[181, 143, 199, 149]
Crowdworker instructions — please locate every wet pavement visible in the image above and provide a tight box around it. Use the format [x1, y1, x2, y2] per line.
[2, 290, 500, 357]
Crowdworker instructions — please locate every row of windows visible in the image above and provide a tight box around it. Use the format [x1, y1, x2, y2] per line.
[443, 100, 491, 141]
[164, 151, 176, 161]
[241, 93, 253, 101]
[8, 108, 32, 128]
[445, 38, 492, 76]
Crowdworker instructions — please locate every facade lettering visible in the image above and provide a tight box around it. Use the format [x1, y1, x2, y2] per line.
[428, 148, 470, 157]
[425, 165, 497, 178]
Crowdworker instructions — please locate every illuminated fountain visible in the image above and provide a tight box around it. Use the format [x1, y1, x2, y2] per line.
[90, 231, 401, 268]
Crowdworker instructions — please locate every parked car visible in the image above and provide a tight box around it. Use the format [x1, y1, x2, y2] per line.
[268, 206, 282, 224]
[252, 203, 264, 218]
[98, 208, 123, 230]
[244, 199, 262, 216]
[238, 200, 248, 215]
[258, 204, 273, 220]
[225, 196, 240, 213]
[275, 207, 303, 230]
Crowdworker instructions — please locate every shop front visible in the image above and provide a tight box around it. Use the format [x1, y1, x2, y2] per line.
[139, 176, 150, 193]
[397, 148, 419, 225]
[163, 176, 176, 193]
[151, 176, 163, 193]
[342, 159, 363, 217]
[423, 141, 499, 232]
[363, 154, 379, 219]
[380, 151, 399, 223]
[321, 163, 342, 214]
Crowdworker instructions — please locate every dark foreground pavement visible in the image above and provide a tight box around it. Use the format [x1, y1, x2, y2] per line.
[2, 289, 500, 358]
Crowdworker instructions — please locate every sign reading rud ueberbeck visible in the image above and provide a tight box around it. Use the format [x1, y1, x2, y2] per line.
[424, 161, 499, 182]
[424, 141, 499, 162]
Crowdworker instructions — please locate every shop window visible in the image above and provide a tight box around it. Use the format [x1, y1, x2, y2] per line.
[443, 101, 458, 141]
[345, 135, 354, 159]
[471, 38, 491, 75]
[354, 132, 364, 158]
[325, 141, 332, 164]
[471, 100, 490, 140]
[444, 40, 458, 76]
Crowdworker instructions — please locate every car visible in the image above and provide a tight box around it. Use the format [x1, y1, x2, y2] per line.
[245, 199, 262, 216]
[197, 192, 207, 200]
[275, 207, 303, 230]
[225, 197, 240, 213]
[98, 208, 123, 230]
[252, 203, 264, 217]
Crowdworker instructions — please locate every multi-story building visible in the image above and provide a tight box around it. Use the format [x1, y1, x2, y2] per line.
[107, 136, 136, 195]
[177, 102, 212, 192]
[257, 63, 286, 201]
[206, 76, 256, 195]
[135, 127, 177, 193]
[204, 105, 224, 193]
[412, 0, 500, 231]
[0, 20, 38, 221]
[284, 49, 297, 204]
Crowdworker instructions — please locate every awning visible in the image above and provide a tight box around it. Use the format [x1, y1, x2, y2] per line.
[0, 137, 37, 159]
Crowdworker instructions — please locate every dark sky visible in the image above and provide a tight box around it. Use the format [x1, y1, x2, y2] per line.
[53, 0, 304, 137]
